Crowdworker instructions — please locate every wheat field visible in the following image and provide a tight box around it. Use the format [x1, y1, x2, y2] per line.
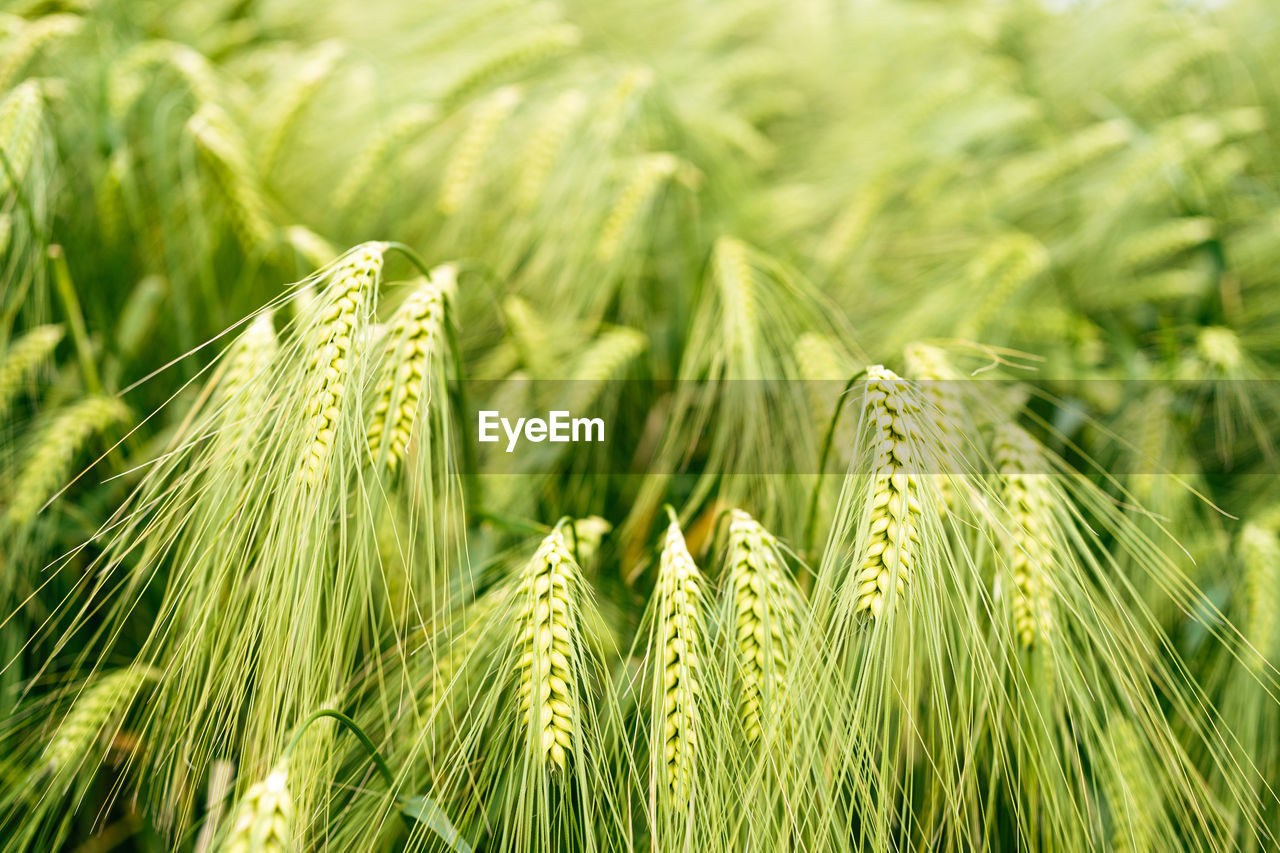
[1, 0, 1279, 850]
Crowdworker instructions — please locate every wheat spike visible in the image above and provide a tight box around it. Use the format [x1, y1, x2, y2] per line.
[1117, 217, 1215, 273]
[188, 105, 276, 253]
[4, 396, 130, 528]
[1240, 522, 1279, 675]
[903, 343, 969, 510]
[1101, 717, 1158, 853]
[568, 516, 612, 567]
[517, 89, 587, 208]
[218, 313, 277, 453]
[0, 80, 44, 198]
[725, 510, 799, 744]
[997, 118, 1131, 195]
[442, 24, 579, 108]
[596, 153, 681, 262]
[851, 366, 922, 621]
[107, 40, 220, 120]
[515, 527, 584, 769]
[0, 324, 62, 420]
[438, 86, 522, 215]
[653, 512, 706, 808]
[367, 265, 454, 471]
[332, 104, 437, 216]
[43, 666, 152, 775]
[959, 232, 1050, 338]
[283, 226, 337, 268]
[0, 14, 81, 92]
[300, 244, 384, 486]
[260, 41, 343, 174]
[994, 423, 1055, 648]
[593, 65, 655, 142]
[218, 761, 293, 853]
[1195, 326, 1243, 373]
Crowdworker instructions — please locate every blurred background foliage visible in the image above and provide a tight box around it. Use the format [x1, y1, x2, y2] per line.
[1, 0, 1279, 849]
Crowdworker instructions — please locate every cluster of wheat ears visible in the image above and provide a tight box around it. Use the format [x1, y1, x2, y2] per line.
[2, 0, 1280, 850]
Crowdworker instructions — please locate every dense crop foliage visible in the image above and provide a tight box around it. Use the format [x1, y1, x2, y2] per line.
[1, 0, 1278, 850]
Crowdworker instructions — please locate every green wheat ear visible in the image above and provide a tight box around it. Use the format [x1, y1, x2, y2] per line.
[514, 526, 583, 769]
[723, 509, 801, 744]
[366, 264, 454, 472]
[993, 423, 1055, 649]
[651, 511, 708, 811]
[850, 366, 922, 621]
[218, 761, 293, 853]
[43, 666, 154, 776]
[0, 324, 62, 419]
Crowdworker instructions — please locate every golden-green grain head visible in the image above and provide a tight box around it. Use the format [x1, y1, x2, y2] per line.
[993, 423, 1055, 649]
[1240, 522, 1279, 675]
[1101, 717, 1158, 853]
[725, 510, 800, 744]
[219, 762, 293, 853]
[1117, 217, 1215, 273]
[958, 232, 1049, 339]
[107, 40, 221, 120]
[0, 80, 44, 197]
[367, 265, 454, 472]
[259, 41, 343, 174]
[443, 23, 580, 108]
[217, 312, 278, 452]
[515, 527, 584, 769]
[0, 14, 81, 92]
[653, 513, 706, 809]
[569, 515, 612, 567]
[1195, 326, 1243, 374]
[187, 104, 276, 253]
[43, 667, 152, 775]
[4, 395, 131, 528]
[851, 366, 922, 621]
[439, 86, 522, 215]
[331, 103, 437, 219]
[596, 153, 681, 262]
[517, 89, 587, 208]
[0, 324, 62, 419]
[300, 244, 384, 486]
[277, 227, 334, 270]
[903, 343, 969, 511]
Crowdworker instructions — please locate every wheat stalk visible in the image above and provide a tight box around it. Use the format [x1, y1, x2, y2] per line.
[1240, 522, 1279, 675]
[994, 423, 1055, 648]
[438, 86, 522, 215]
[43, 666, 153, 775]
[653, 511, 706, 809]
[0, 324, 62, 419]
[218, 761, 293, 853]
[850, 366, 922, 621]
[515, 527, 584, 769]
[300, 244, 384, 487]
[4, 396, 130, 528]
[725, 510, 799, 744]
[367, 266, 454, 472]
